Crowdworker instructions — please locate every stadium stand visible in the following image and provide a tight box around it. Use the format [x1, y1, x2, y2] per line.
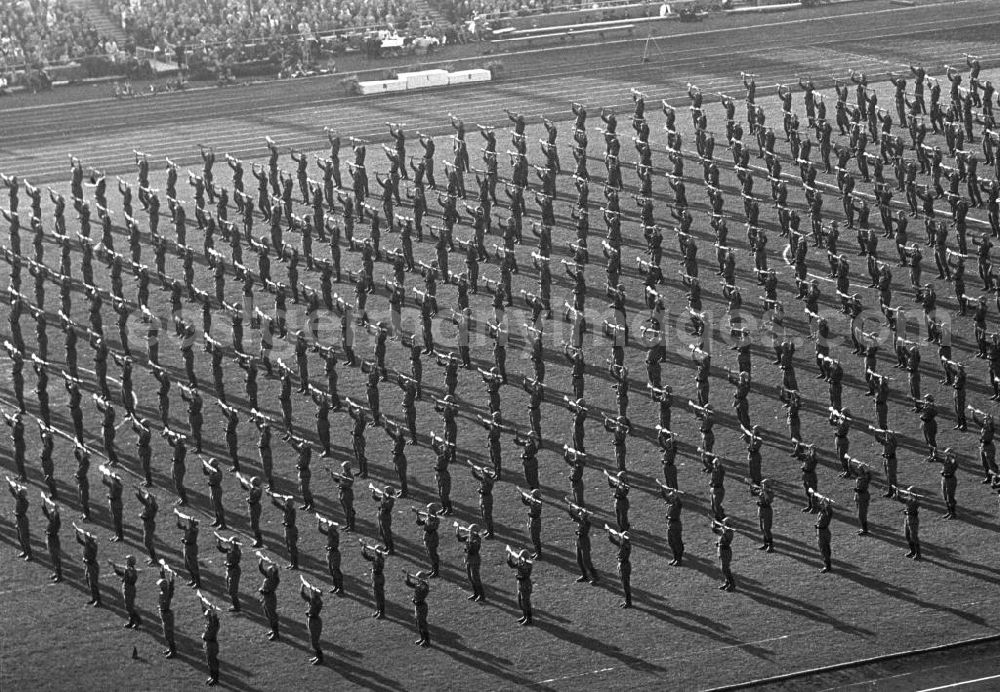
[0, 0, 105, 67]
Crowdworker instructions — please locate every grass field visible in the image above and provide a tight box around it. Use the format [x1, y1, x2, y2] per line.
[2, 2, 1000, 690]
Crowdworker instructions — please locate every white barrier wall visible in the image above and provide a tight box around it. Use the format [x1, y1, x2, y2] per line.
[447, 69, 492, 84]
[356, 79, 408, 94]
[358, 69, 492, 95]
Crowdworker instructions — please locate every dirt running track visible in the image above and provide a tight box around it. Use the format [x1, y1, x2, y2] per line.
[2, 0, 1000, 185]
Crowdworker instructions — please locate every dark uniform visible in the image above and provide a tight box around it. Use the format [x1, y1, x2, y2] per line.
[405, 573, 431, 646]
[76, 529, 101, 605]
[301, 585, 324, 663]
[713, 521, 735, 591]
[458, 527, 485, 601]
[243, 477, 263, 546]
[258, 559, 281, 639]
[709, 461, 726, 521]
[854, 466, 871, 534]
[202, 604, 220, 685]
[9, 485, 31, 559]
[218, 539, 242, 611]
[318, 520, 343, 593]
[522, 491, 542, 558]
[569, 506, 598, 584]
[158, 573, 177, 657]
[816, 502, 833, 572]
[416, 507, 441, 576]
[274, 497, 299, 569]
[179, 517, 201, 587]
[609, 529, 632, 608]
[507, 552, 534, 625]
[664, 491, 684, 565]
[800, 448, 819, 512]
[897, 492, 922, 559]
[111, 559, 141, 627]
[473, 466, 495, 537]
[41, 501, 62, 581]
[753, 482, 774, 551]
[361, 544, 386, 618]
[103, 471, 124, 541]
[374, 489, 396, 555]
[334, 467, 356, 531]
[937, 451, 958, 519]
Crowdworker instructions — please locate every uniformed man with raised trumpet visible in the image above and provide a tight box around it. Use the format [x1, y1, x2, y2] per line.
[711, 518, 736, 592]
[506, 545, 534, 625]
[413, 503, 443, 576]
[300, 575, 325, 664]
[215, 532, 242, 611]
[360, 540, 388, 619]
[657, 480, 685, 566]
[371, 483, 400, 555]
[828, 407, 853, 478]
[256, 550, 281, 639]
[563, 445, 586, 506]
[969, 406, 998, 483]
[799, 443, 819, 512]
[869, 426, 898, 497]
[174, 507, 202, 587]
[382, 417, 410, 496]
[455, 521, 485, 601]
[268, 489, 299, 569]
[603, 414, 633, 473]
[404, 569, 432, 646]
[604, 469, 630, 531]
[197, 589, 221, 685]
[157, 560, 177, 657]
[108, 554, 141, 628]
[849, 458, 871, 535]
[566, 498, 599, 585]
[73, 522, 101, 605]
[7, 476, 31, 560]
[236, 472, 264, 546]
[810, 489, 835, 573]
[604, 524, 632, 608]
[40, 491, 62, 580]
[316, 513, 343, 593]
[201, 456, 226, 529]
[99, 463, 124, 542]
[328, 461, 356, 532]
[518, 487, 543, 559]
[928, 447, 959, 519]
[748, 477, 774, 552]
[894, 485, 923, 560]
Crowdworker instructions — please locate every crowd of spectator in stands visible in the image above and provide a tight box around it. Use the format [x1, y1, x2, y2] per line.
[0, 0, 111, 68]
[432, 0, 646, 24]
[0, 0, 654, 91]
[431, 0, 566, 24]
[98, 0, 432, 61]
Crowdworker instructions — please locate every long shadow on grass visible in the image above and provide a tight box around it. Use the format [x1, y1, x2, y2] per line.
[837, 556, 991, 628]
[530, 605, 669, 675]
[323, 648, 404, 692]
[431, 626, 558, 690]
[618, 577, 781, 656]
[763, 530, 992, 627]
[736, 572, 873, 636]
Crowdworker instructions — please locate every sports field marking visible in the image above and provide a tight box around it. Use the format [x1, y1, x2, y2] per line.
[537, 632, 797, 683]
[919, 674, 1000, 691]
[536, 597, 999, 685]
[815, 654, 1000, 691]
